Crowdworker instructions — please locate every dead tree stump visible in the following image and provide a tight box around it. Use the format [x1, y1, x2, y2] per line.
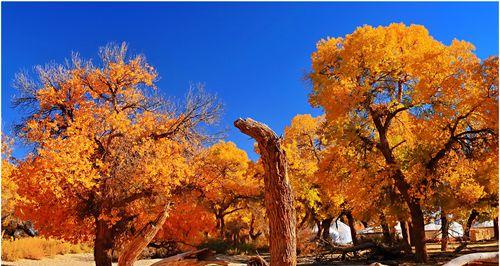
[234, 118, 297, 266]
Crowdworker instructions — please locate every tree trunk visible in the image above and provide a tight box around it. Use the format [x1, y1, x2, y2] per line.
[234, 118, 297, 266]
[118, 204, 171, 266]
[399, 220, 411, 254]
[215, 213, 225, 239]
[94, 220, 114, 266]
[441, 210, 449, 252]
[315, 219, 323, 239]
[494, 217, 499, 240]
[408, 222, 415, 247]
[321, 218, 333, 242]
[345, 210, 358, 245]
[454, 209, 479, 253]
[380, 213, 392, 244]
[409, 203, 427, 262]
[249, 214, 262, 241]
[464, 209, 479, 239]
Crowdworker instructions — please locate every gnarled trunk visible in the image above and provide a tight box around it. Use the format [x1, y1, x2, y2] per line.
[234, 118, 297, 266]
[441, 210, 449, 251]
[94, 220, 114, 266]
[118, 204, 171, 266]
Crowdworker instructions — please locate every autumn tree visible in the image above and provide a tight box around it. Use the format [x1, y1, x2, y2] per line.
[283, 115, 323, 232]
[12, 43, 221, 266]
[193, 141, 261, 240]
[282, 114, 346, 242]
[159, 195, 216, 248]
[1, 135, 20, 228]
[309, 24, 498, 262]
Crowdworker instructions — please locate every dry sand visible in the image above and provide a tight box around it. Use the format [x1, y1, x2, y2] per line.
[1, 253, 162, 266]
[1, 253, 248, 266]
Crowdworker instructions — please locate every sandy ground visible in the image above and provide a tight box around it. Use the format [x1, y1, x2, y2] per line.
[1, 253, 248, 266]
[1, 253, 162, 266]
[2, 241, 497, 266]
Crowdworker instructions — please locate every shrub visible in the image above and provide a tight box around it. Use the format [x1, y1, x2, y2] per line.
[1, 237, 91, 261]
[198, 238, 232, 254]
[198, 238, 260, 255]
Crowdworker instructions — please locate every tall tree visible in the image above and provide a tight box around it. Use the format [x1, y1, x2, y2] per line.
[309, 24, 498, 262]
[13, 43, 221, 266]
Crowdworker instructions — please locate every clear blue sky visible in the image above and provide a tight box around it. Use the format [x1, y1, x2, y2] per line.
[2, 2, 499, 160]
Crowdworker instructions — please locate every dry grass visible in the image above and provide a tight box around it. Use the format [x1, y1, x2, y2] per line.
[1, 237, 92, 262]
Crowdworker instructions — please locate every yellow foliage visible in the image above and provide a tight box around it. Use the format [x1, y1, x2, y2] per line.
[1, 237, 91, 261]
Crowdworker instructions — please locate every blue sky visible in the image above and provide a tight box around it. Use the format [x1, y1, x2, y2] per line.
[2, 2, 499, 160]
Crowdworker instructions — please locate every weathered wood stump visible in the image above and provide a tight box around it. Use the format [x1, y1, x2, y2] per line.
[234, 118, 297, 266]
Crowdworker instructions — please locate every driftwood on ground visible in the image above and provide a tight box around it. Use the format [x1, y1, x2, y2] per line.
[150, 248, 229, 266]
[443, 252, 498, 266]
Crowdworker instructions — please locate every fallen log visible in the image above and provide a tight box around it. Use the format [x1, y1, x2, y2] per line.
[317, 239, 404, 262]
[443, 252, 498, 266]
[247, 255, 269, 266]
[150, 248, 228, 266]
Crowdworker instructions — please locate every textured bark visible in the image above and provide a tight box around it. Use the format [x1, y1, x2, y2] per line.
[345, 210, 358, 245]
[234, 118, 297, 266]
[494, 217, 499, 240]
[399, 220, 411, 254]
[118, 204, 171, 266]
[441, 210, 449, 252]
[94, 220, 114, 266]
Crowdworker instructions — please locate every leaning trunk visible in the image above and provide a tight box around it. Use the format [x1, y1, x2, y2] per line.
[441, 210, 449, 251]
[464, 209, 479, 240]
[118, 204, 171, 266]
[345, 210, 358, 245]
[321, 218, 333, 242]
[94, 220, 114, 266]
[234, 118, 297, 266]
